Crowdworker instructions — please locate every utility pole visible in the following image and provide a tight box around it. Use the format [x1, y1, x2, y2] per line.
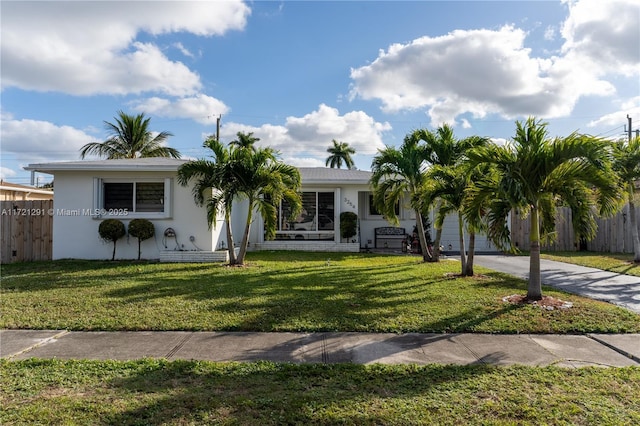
[628, 114, 633, 142]
[216, 114, 221, 142]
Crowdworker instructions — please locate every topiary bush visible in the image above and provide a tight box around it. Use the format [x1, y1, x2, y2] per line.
[340, 211, 358, 241]
[98, 219, 126, 260]
[128, 219, 155, 260]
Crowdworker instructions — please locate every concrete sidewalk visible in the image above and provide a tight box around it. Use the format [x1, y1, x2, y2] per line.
[2, 330, 639, 368]
[473, 254, 640, 314]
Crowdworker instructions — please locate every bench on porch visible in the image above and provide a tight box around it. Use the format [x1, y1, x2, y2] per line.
[374, 227, 407, 249]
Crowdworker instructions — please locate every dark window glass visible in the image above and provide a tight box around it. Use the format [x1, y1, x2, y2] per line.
[136, 182, 164, 212]
[318, 192, 334, 230]
[369, 194, 399, 216]
[104, 183, 133, 210]
[103, 182, 164, 212]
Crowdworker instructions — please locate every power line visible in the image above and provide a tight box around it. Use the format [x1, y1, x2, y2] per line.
[595, 125, 625, 138]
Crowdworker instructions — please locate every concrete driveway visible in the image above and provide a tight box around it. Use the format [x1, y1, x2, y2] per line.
[473, 254, 640, 314]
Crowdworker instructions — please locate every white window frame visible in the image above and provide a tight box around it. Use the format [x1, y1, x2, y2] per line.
[273, 189, 337, 241]
[93, 177, 172, 219]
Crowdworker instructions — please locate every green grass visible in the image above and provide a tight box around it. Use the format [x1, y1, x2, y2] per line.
[540, 251, 640, 277]
[1, 359, 638, 425]
[2, 252, 639, 334]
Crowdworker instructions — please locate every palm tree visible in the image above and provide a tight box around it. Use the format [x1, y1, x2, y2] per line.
[231, 146, 302, 265]
[423, 133, 489, 276]
[230, 131, 260, 152]
[413, 124, 469, 262]
[466, 118, 621, 300]
[370, 132, 435, 262]
[177, 137, 238, 264]
[611, 135, 640, 262]
[326, 140, 356, 169]
[80, 111, 179, 159]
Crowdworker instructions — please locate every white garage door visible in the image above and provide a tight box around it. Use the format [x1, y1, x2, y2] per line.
[434, 214, 498, 253]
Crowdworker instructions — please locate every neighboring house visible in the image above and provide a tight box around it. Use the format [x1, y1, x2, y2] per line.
[0, 181, 53, 200]
[25, 159, 496, 260]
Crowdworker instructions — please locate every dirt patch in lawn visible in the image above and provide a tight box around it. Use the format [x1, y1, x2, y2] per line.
[502, 294, 574, 310]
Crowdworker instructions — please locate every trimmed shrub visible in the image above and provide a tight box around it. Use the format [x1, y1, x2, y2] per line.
[128, 219, 155, 260]
[98, 219, 126, 260]
[340, 211, 358, 241]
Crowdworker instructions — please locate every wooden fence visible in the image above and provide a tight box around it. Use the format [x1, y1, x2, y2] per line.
[510, 203, 640, 253]
[1, 200, 53, 263]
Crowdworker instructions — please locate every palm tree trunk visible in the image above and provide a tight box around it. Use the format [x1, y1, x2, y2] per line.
[457, 212, 467, 274]
[628, 186, 640, 263]
[528, 206, 543, 300]
[428, 201, 443, 262]
[415, 211, 431, 262]
[464, 231, 475, 277]
[225, 206, 237, 265]
[431, 228, 443, 262]
[236, 200, 254, 265]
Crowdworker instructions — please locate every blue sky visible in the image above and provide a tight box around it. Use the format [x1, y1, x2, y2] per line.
[2, 0, 639, 185]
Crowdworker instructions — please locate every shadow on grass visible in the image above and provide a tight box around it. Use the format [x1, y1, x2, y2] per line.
[97, 265, 531, 333]
[4, 253, 637, 333]
[0, 260, 216, 291]
[104, 360, 497, 425]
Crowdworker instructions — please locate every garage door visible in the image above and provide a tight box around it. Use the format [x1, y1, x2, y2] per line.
[434, 214, 498, 253]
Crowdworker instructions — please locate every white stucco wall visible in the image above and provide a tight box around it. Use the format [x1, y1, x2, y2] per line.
[51, 170, 222, 260]
[357, 191, 416, 249]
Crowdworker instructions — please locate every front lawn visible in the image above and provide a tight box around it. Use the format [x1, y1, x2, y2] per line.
[1, 359, 639, 425]
[540, 251, 640, 277]
[2, 252, 638, 334]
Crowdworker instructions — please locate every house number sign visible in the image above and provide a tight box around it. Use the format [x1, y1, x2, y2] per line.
[344, 197, 356, 209]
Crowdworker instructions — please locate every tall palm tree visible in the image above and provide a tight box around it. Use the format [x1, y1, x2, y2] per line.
[229, 131, 260, 152]
[414, 124, 469, 262]
[370, 133, 435, 262]
[326, 140, 356, 169]
[231, 146, 302, 265]
[466, 118, 621, 300]
[80, 111, 179, 159]
[611, 135, 640, 262]
[423, 133, 489, 276]
[177, 137, 238, 264]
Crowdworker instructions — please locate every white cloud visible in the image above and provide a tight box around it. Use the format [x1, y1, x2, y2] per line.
[490, 137, 509, 147]
[0, 167, 17, 180]
[283, 157, 326, 168]
[219, 104, 390, 161]
[350, 0, 637, 127]
[0, 117, 95, 164]
[350, 25, 570, 125]
[561, 0, 640, 77]
[131, 94, 230, 125]
[587, 97, 640, 128]
[1, 0, 250, 96]
[285, 104, 391, 155]
[544, 25, 556, 41]
[173, 42, 196, 59]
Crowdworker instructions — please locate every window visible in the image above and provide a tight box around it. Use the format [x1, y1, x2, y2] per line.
[273, 191, 335, 241]
[369, 194, 399, 216]
[94, 178, 171, 218]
